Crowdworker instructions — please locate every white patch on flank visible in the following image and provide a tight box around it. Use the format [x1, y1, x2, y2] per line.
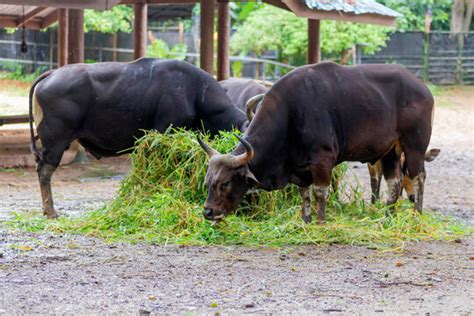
[32, 86, 44, 128]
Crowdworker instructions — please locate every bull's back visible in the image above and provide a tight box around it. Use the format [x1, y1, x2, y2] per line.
[280, 63, 433, 163]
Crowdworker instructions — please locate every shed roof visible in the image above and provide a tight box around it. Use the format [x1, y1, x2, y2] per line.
[282, 0, 402, 26]
[305, 0, 402, 18]
[0, 5, 58, 29]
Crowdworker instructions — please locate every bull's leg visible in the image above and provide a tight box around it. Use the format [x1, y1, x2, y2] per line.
[70, 140, 89, 164]
[368, 161, 383, 203]
[36, 130, 74, 218]
[37, 161, 57, 218]
[299, 186, 312, 223]
[381, 148, 402, 206]
[309, 159, 333, 225]
[402, 149, 427, 213]
[312, 185, 328, 225]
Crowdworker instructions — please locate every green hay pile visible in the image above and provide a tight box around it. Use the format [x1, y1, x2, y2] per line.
[7, 129, 470, 248]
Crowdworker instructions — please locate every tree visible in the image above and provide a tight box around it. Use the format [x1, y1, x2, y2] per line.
[378, 0, 452, 31]
[84, 6, 133, 33]
[451, 0, 473, 33]
[230, 5, 391, 66]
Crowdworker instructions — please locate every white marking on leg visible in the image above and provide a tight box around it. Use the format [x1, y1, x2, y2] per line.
[386, 178, 401, 204]
[299, 187, 311, 219]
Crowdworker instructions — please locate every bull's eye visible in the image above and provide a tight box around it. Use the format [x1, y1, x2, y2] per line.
[220, 181, 230, 192]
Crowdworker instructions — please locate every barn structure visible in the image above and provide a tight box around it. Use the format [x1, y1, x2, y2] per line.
[0, 0, 401, 81]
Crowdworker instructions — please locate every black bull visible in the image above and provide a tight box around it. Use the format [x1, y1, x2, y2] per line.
[29, 58, 248, 218]
[199, 62, 435, 224]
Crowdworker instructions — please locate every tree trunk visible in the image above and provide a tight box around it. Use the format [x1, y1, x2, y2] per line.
[451, 0, 465, 33]
[463, 0, 473, 32]
[452, 0, 473, 33]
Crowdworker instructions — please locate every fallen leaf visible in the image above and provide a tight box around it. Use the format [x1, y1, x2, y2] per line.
[210, 302, 218, 308]
[148, 295, 157, 301]
[395, 262, 404, 267]
[16, 245, 33, 251]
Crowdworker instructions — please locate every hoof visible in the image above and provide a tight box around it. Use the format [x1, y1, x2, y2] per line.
[301, 214, 312, 224]
[44, 210, 58, 219]
[408, 195, 415, 203]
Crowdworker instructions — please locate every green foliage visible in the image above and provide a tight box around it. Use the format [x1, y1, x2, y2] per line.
[0, 64, 40, 82]
[6, 129, 470, 249]
[146, 39, 188, 60]
[84, 6, 133, 33]
[230, 5, 391, 65]
[229, 2, 265, 25]
[378, 0, 452, 31]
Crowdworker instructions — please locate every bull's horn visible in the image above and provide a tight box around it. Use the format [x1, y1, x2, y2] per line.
[223, 133, 254, 168]
[245, 94, 265, 121]
[197, 136, 219, 157]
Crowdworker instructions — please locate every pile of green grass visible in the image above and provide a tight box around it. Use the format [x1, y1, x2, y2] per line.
[7, 129, 470, 248]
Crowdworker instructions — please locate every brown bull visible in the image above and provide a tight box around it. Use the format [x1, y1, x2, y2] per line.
[198, 62, 436, 224]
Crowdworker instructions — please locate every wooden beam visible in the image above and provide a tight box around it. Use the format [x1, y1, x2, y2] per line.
[17, 7, 47, 28]
[58, 9, 68, 67]
[40, 9, 59, 29]
[67, 9, 84, 64]
[217, 0, 230, 80]
[283, 0, 397, 26]
[0, 0, 121, 10]
[263, 0, 291, 11]
[133, 1, 148, 59]
[200, 0, 215, 75]
[0, 17, 40, 29]
[307, 19, 320, 64]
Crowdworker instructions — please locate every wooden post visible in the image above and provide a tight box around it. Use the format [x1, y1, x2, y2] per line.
[67, 9, 84, 64]
[217, 0, 230, 80]
[134, 1, 148, 59]
[307, 19, 321, 64]
[200, 0, 215, 74]
[58, 8, 68, 67]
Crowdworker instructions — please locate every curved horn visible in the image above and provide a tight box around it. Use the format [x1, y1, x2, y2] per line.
[222, 133, 254, 168]
[245, 94, 265, 121]
[197, 136, 219, 157]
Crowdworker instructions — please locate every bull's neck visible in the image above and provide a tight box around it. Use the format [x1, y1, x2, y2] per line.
[233, 95, 290, 190]
[198, 78, 247, 134]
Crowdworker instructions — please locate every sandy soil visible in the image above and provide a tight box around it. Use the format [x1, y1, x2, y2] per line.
[0, 91, 473, 314]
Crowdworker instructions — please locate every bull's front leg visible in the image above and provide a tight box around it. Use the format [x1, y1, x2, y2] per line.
[309, 160, 333, 225]
[312, 185, 328, 224]
[298, 186, 312, 223]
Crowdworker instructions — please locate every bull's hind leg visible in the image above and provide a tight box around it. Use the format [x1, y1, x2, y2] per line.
[381, 147, 402, 206]
[368, 161, 383, 203]
[36, 128, 74, 218]
[402, 149, 426, 213]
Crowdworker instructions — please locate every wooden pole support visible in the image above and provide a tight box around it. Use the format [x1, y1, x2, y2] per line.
[58, 8, 68, 67]
[200, 0, 215, 74]
[307, 19, 321, 64]
[133, 1, 148, 59]
[217, 0, 230, 80]
[67, 9, 84, 64]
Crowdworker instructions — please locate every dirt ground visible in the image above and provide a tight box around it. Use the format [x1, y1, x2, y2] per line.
[0, 88, 473, 314]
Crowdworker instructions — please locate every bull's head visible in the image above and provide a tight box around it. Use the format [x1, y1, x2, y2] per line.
[198, 134, 258, 220]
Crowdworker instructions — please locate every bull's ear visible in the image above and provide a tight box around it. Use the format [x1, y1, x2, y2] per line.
[245, 169, 259, 184]
[425, 148, 441, 162]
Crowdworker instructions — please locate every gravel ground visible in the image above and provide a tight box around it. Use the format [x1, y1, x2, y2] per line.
[0, 94, 473, 314]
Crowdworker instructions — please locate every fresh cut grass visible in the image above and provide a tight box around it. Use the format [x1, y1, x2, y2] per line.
[6, 129, 471, 248]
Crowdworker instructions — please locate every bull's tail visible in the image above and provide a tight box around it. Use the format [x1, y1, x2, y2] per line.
[29, 70, 53, 162]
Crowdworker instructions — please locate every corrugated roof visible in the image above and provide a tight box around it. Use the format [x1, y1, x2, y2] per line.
[304, 0, 402, 17]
